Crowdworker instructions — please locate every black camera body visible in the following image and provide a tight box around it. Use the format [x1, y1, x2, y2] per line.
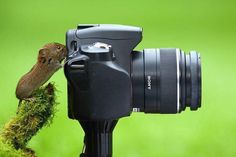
[64, 24, 201, 157]
[64, 24, 142, 121]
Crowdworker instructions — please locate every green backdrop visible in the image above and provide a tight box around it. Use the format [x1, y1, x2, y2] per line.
[0, 0, 236, 156]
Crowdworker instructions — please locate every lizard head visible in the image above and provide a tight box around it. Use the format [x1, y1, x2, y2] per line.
[38, 42, 67, 69]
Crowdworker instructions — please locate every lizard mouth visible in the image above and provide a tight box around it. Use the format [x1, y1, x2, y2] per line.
[60, 48, 67, 63]
[59, 58, 65, 63]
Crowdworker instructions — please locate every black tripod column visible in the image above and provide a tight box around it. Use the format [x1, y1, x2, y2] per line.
[79, 120, 118, 157]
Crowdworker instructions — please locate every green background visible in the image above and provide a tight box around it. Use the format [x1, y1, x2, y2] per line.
[0, 0, 236, 156]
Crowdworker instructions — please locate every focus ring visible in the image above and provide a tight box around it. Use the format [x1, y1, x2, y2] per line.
[158, 48, 178, 113]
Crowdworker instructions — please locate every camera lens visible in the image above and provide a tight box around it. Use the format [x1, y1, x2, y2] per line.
[132, 48, 201, 113]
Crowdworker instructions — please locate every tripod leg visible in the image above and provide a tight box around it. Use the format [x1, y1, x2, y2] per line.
[80, 135, 87, 157]
[79, 120, 118, 157]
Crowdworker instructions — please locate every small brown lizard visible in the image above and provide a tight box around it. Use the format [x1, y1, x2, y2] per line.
[15, 43, 67, 100]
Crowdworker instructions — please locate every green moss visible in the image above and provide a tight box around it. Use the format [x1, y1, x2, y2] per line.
[0, 137, 26, 157]
[0, 83, 58, 157]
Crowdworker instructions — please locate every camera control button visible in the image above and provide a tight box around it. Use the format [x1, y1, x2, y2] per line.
[77, 24, 99, 30]
[80, 42, 114, 61]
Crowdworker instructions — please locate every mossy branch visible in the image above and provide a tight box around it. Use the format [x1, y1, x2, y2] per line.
[0, 83, 58, 157]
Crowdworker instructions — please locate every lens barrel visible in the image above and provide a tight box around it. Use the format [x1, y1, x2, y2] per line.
[132, 48, 201, 113]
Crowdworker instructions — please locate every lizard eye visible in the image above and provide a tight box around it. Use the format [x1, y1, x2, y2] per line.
[48, 58, 52, 64]
[57, 46, 61, 50]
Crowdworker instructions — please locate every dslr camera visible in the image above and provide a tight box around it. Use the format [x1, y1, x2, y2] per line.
[64, 24, 201, 157]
